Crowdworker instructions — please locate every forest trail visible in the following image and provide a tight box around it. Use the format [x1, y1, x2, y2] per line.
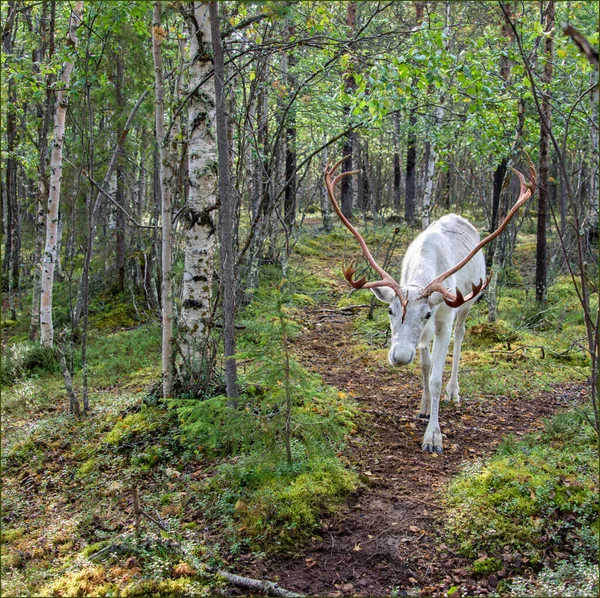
[239, 304, 574, 597]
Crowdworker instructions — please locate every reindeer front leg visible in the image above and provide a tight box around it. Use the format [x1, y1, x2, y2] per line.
[418, 325, 434, 418]
[423, 319, 452, 453]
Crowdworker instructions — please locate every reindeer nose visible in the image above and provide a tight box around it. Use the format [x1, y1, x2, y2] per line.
[389, 345, 415, 366]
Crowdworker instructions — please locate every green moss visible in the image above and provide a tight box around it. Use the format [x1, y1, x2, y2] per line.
[294, 243, 321, 257]
[473, 556, 503, 575]
[81, 541, 110, 557]
[40, 565, 117, 596]
[444, 407, 599, 569]
[76, 458, 96, 478]
[121, 578, 211, 597]
[202, 453, 359, 554]
[103, 407, 163, 446]
[1, 528, 25, 544]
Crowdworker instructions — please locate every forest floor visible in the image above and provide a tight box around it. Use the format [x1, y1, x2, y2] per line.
[238, 302, 581, 597]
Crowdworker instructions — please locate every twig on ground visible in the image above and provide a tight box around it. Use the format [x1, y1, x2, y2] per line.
[217, 570, 304, 597]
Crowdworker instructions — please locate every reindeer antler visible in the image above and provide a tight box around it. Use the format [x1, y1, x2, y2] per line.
[324, 157, 409, 321]
[418, 156, 537, 307]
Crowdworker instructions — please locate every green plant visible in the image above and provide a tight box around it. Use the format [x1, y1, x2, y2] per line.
[444, 406, 599, 572]
[0, 341, 58, 386]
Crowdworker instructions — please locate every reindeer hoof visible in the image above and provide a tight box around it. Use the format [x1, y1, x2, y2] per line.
[418, 413, 429, 420]
[422, 444, 443, 454]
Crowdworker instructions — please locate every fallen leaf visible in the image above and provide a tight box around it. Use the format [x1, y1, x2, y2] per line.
[305, 557, 317, 568]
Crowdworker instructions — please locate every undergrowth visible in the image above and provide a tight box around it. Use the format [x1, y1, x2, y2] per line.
[444, 406, 599, 593]
[172, 280, 359, 554]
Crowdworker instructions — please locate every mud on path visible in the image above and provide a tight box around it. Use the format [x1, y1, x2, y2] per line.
[237, 304, 579, 597]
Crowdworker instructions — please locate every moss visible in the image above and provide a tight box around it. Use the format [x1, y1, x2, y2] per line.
[1, 528, 25, 544]
[444, 406, 599, 569]
[121, 578, 211, 596]
[473, 556, 503, 575]
[205, 454, 359, 554]
[76, 458, 96, 478]
[41, 565, 117, 596]
[81, 541, 110, 557]
[293, 243, 321, 257]
[103, 407, 163, 446]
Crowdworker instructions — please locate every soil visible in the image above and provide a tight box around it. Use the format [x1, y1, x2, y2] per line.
[236, 304, 582, 597]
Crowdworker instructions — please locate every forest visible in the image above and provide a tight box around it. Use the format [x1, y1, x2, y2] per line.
[1, 1, 598, 596]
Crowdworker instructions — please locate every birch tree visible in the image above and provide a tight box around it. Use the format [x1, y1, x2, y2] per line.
[152, 0, 174, 398]
[180, 1, 217, 361]
[40, 0, 83, 347]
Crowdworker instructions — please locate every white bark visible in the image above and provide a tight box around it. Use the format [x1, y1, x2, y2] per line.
[40, 1, 83, 347]
[181, 2, 217, 358]
[152, 1, 174, 397]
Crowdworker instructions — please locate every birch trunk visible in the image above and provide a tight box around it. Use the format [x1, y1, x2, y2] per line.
[152, 1, 174, 398]
[180, 1, 217, 361]
[30, 1, 55, 341]
[40, 0, 83, 347]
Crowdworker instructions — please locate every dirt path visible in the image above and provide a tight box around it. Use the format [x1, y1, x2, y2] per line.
[239, 305, 576, 597]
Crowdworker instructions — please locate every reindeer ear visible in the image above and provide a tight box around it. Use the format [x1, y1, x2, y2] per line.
[371, 287, 396, 304]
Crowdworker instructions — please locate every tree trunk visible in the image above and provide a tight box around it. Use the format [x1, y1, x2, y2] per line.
[405, 113, 417, 224]
[340, 1, 356, 220]
[283, 20, 296, 231]
[180, 1, 218, 361]
[40, 0, 83, 347]
[29, 1, 56, 340]
[535, 0, 555, 305]
[210, 1, 238, 404]
[3, 1, 20, 320]
[115, 52, 126, 293]
[405, 3, 424, 225]
[393, 113, 401, 213]
[153, 1, 174, 398]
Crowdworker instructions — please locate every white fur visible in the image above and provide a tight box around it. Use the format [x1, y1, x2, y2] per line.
[372, 214, 485, 453]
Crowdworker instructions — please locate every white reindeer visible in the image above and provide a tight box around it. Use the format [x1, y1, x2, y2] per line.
[324, 158, 535, 453]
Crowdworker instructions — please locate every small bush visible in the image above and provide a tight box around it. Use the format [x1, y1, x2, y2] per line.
[1, 341, 58, 385]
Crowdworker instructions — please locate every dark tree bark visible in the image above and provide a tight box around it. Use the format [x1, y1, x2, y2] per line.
[340, 1, 357, 220]
[405, 111, 417, 223]
[115, 52, 126, 293]
[535, 0, 555, 304]
[404, 2, 424, 225]
[210, 1, 238, 404]
[3, 1, 19, 319]
[393, 113, 402, 213]
[283, 21, 296, 230]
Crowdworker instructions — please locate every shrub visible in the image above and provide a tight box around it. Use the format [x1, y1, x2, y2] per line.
[1, 342, 58, 385]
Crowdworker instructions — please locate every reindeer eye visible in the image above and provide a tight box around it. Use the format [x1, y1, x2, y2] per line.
[424, 312, 432, 320]
[388, 308, 393, 316]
